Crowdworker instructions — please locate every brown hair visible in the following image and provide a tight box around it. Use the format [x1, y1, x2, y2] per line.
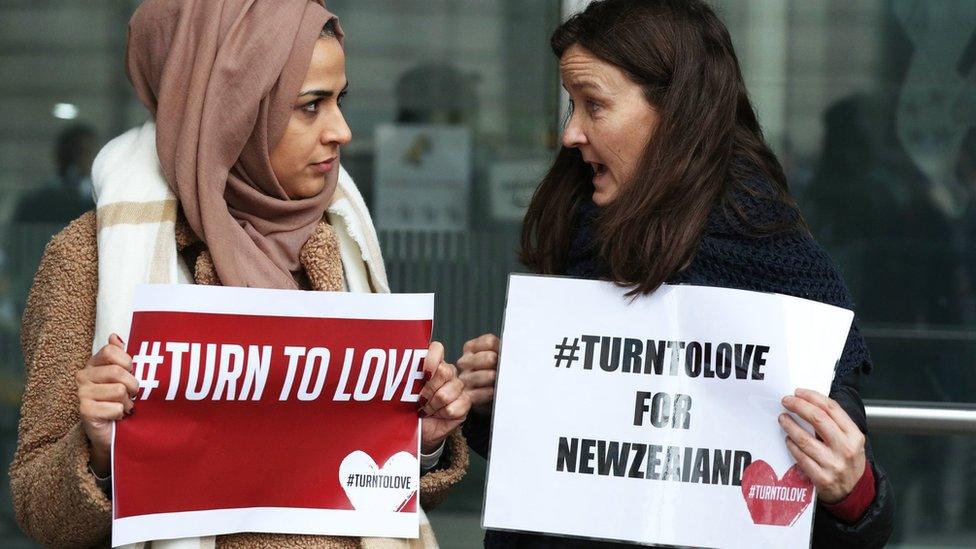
[521, 0, 802, 295]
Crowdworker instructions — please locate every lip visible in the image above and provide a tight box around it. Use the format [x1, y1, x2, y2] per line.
[593, 169, 609, 187]
[585, 159, 608, 187]
[310, 156, 337, 174]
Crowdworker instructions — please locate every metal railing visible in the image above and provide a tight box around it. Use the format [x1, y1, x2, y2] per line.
[865, 401, 976, 436]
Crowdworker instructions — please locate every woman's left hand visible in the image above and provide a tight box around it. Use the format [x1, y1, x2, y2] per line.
[419, 341, 471, 454]
[779, 388, 867, 504]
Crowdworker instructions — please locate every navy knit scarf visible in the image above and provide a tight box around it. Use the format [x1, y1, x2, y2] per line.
[564, 182, 872, 376]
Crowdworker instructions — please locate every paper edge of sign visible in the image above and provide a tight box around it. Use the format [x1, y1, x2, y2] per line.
[131, 284, 435, 320]
[506, 274, 857, 318]
[480, 273, 518, 532]
[483, 498, 817, 549]
[110, 421, 117, 520]
[479, 274, 508, 526]
[111, 507, 419, 547]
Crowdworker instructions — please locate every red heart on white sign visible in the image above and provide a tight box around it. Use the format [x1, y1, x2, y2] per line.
[339, 451, 418, 512]
[740, 460, 814, 526]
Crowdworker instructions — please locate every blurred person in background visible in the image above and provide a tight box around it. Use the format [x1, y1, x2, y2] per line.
[5, 124, 99, 318]
[12, 123, 98, 226]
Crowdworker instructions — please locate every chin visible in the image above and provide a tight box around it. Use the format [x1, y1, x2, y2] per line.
[284, 179, 326, 200]
[592, 188, 617, 207]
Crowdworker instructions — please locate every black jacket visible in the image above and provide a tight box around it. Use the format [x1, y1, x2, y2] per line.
[467, 185, 895, 548]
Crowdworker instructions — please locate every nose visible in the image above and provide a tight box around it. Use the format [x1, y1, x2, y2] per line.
[321, 110, 353, 147]
[561, 110, 587, 149]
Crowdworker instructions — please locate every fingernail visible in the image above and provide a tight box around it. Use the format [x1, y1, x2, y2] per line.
[418, 397, 428, 408]
[418, 409, 428, 418]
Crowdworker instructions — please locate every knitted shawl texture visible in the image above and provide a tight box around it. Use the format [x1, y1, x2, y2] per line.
[566, 181, 872, 377]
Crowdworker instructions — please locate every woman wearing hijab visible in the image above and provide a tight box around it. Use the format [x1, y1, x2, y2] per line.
[458, 1, 893, 548]
[9, 1, 469, 547]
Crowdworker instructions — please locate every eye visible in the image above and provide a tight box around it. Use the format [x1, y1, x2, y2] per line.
[300, 99, 322, 115]
[585, 100, 602, 114]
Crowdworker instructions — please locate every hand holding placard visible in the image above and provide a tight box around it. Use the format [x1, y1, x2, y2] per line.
[457, 333, 499, 414]
[780, 388, 868, 503]
[76, 333, 138, 477]
[417, 341, 471, 453]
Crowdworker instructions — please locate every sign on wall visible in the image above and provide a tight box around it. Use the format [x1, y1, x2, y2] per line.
[374, 124, 471, 231]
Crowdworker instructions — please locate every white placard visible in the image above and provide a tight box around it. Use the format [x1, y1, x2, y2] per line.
[483, 275, 854, 548]
[374, 124, 471, 231]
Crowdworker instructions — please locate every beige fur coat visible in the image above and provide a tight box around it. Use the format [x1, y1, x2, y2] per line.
[9, 212, 468, 548]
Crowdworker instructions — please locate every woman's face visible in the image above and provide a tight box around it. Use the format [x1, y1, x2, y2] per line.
[560, 44, 658, 206]
[270, 37, 352, 200]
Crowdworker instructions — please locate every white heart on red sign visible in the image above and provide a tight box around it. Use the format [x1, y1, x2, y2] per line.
[339, 450, 418, 512]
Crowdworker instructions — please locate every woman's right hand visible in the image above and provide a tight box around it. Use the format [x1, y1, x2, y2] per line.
[457, 333, 499, 415]
[76, 333, 138, 477]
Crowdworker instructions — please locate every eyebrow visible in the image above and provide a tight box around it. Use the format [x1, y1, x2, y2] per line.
[568, 80, 603, 93]
[298, 81, 349, 99]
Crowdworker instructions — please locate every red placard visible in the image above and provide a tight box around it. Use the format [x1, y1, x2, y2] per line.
[111, 285, 432, 546]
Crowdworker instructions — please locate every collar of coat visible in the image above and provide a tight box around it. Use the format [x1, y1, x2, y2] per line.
[173, 213, 345, 292]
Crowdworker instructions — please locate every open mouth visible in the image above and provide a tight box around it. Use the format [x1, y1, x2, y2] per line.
[589, 162, 607, 177]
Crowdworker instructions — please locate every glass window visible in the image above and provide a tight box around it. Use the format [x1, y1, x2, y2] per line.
[1, 1, 974, 547]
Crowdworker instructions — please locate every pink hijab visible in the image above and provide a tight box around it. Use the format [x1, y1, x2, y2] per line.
[125, 0, 344, 289]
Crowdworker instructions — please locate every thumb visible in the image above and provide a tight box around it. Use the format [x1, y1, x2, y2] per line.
[109, 333, 126, 350]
